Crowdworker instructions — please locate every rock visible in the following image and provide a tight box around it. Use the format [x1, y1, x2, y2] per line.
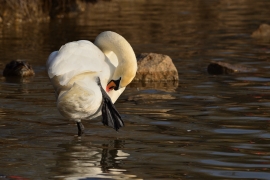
[207, 61, 257, 75]
[3, 60, 35, 77]
[134, 53, 179, 81]
[251, 24, 270, 40]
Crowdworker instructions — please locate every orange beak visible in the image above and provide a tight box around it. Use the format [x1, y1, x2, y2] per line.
[106, 81, 116, 92]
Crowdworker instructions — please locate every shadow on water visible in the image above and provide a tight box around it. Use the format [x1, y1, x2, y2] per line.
[1, 0, 270, 179]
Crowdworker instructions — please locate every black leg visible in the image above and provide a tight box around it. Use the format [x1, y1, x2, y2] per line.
[76, 122, 85, 136]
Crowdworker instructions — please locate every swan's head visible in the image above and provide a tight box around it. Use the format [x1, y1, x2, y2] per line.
[94, 31, 137, 91]
[106, 59, 137, 91]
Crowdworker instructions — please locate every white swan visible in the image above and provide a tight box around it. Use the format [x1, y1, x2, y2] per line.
[46, 31, 137, 136]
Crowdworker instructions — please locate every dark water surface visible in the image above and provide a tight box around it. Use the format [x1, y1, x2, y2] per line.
[1, 0, 270, 179]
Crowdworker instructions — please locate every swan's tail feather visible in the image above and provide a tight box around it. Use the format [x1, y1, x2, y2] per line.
[98, 78, 124, 131]
[101, 97, 124, 131]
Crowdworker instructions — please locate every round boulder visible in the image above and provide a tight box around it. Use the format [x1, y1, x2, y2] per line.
[134, 53, 179, 81]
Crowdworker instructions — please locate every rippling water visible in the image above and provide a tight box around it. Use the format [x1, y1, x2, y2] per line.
[1, 0, 270, 179]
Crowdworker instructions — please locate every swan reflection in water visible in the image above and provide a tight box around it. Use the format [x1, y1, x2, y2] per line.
[53, 139, 141, 180]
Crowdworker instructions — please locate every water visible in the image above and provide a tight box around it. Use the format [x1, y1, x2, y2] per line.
[1, 0, 270, 179]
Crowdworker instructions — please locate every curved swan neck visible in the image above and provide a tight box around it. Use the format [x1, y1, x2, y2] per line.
[94, 31, 137, 88]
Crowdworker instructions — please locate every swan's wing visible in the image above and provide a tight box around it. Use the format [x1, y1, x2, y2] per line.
[47, 40, 106, 86]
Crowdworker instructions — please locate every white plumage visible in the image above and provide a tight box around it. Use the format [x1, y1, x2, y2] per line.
[47, 40, 105, 85]
[46, 31, 137, 136]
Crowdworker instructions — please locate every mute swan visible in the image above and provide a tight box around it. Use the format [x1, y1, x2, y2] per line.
[3, 60, 35, 77]
[46, 31, 137, 136]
